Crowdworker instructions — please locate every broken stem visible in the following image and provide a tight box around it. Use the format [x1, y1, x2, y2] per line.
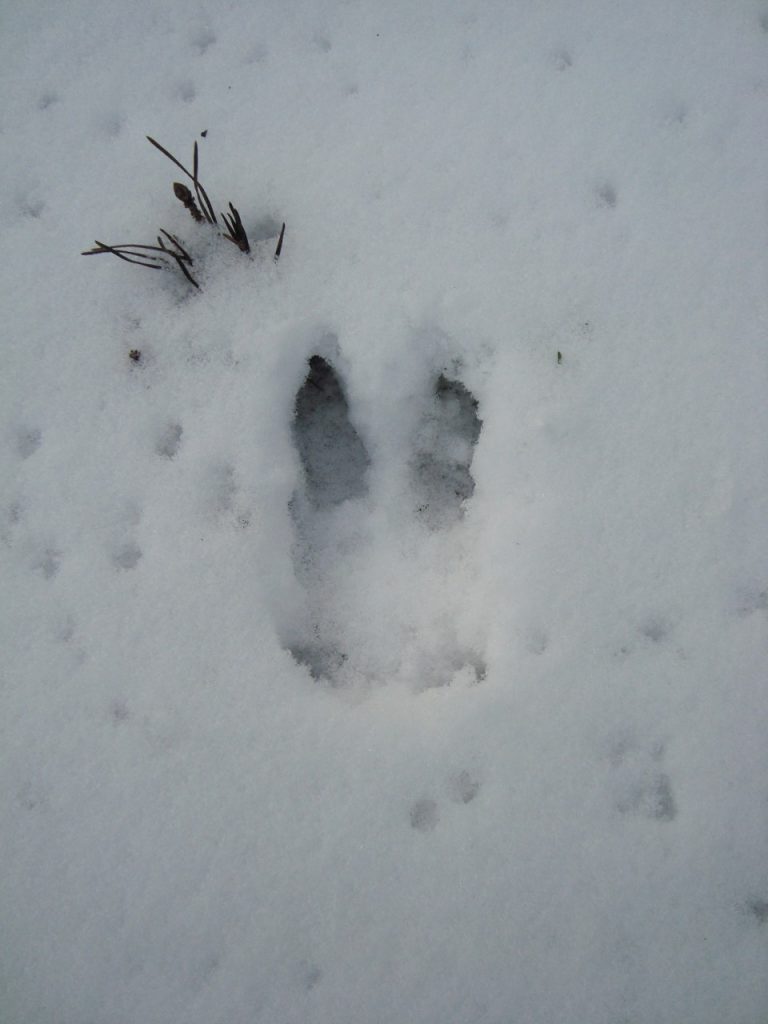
[274, 222, 285, 262]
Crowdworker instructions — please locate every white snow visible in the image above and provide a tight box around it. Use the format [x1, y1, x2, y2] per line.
[1, 2, 767, 1022]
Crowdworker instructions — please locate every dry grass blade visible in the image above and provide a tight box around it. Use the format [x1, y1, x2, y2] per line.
[160, 229, 192, 262]
[111, 253, 162, 268]
[156, 231, 199, 287]
[85, 241, 184, 259]
[197, 180, 217, 225]
[192, 140, 217, 224]
[147, 135, 193, 180]
[82, 237, 198, 285]
[274, 222, 286, 262]
[171, 254, 199, 288]
[191, 142, 205, 223]
[191, 140, 212, 224]
[82, 242, 163, 267]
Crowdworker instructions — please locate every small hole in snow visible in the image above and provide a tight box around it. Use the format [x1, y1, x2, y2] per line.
[114, 543, 142, 570]
[596, 182, 617, 208]
[16, 427, 41, 459]
[110, 699, 130, 723]
[746, 898, 768, 924]
[410, 798, 439, 831]
[448, 771, 480, 804]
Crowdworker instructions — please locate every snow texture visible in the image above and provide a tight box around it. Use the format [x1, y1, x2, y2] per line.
[1, 1, 767, 1022]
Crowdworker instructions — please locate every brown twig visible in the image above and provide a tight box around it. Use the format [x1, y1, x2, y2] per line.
[274, 222, 285, 262]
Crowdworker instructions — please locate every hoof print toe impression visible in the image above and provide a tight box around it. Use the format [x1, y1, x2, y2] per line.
[288, 352, 370, 686]
[412, 374, 482, 529]
[293, 355, 370, 508]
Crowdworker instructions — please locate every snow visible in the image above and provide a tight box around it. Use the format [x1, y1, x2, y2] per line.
[1, 1, 767, 1021]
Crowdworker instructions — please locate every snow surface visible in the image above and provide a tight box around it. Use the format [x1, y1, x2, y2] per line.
[1, 1, 767, 1021]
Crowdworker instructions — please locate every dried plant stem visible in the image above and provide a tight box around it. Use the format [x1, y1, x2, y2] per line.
[81, 234, 199, 288]
[274, 222, 286, 262]
[192, 140, 216, 225]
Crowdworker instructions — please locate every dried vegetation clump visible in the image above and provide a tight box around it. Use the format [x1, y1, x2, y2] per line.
[82, 135, 285, 289]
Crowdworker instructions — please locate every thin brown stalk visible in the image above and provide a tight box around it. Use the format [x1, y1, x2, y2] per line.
[172, 255, 200, 288]
[191, 141, 211, 224]
[191, 140, 217, 224]
[81, 242, 163, 267]
[160, 230, 192, 262]
[192, 141, 214, 225]
[147, 136, 193, 180]
[156, 232, 199, 287]
[198, 178, 217, 225]
[274, 222, 285, 262]
[82, 238, 197, 286]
